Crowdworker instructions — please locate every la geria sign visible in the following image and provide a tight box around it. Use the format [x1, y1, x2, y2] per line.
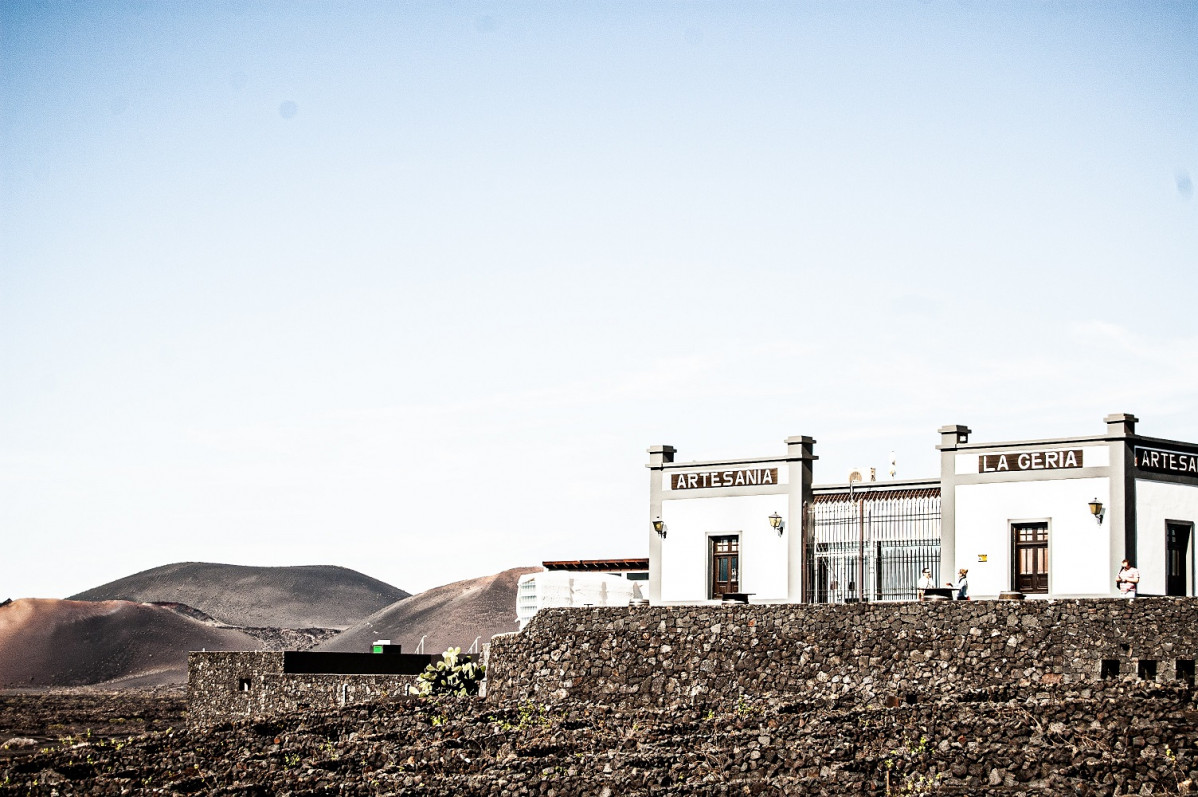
[979, 449, 1084, 473]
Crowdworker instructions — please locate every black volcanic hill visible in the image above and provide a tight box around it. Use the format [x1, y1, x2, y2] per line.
[69, 563, 409, 630]
[0, 599, 261, 688]
[318, 567, 539, 656]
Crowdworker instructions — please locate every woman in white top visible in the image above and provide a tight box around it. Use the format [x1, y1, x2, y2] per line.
[951, 568, 969, 600]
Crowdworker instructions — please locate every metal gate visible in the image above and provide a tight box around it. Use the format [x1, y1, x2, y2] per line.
[805, 488, 941, 603]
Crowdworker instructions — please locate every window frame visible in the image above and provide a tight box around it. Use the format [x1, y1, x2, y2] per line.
[706, 532, 742, 600]
[1010, 518, 1051, 595]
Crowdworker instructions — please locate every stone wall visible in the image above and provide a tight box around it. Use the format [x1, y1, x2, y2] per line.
[485, 597, 1198, 708]
[188, 652, 417, 729]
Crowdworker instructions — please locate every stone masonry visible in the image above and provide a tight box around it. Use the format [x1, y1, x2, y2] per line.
[485, 597, 1198, 708]
[188, 652, 418, 729]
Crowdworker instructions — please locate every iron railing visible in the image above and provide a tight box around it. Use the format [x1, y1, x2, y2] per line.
[804, 489, 941, 603]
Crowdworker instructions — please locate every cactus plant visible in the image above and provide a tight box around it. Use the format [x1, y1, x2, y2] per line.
[410, 647, 485, 696]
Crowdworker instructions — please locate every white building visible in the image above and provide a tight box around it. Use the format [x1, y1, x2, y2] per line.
[941, 413, 1197, 599]
[647, 437, 815, 604]
[516, 558, 649, 629]
[647, 414, 1197, 603]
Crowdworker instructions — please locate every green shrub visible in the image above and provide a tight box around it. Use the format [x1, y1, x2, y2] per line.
[410, 647, 485, 696]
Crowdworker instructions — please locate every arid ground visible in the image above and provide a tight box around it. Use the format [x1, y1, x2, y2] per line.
[2, 683, 1195, 795]
[0, 686, 185, 764]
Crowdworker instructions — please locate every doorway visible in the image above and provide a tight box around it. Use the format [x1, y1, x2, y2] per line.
[1012, 522, 1049, 594]
[709, 535, 739, 599]
[1167, 522, 1192, 597]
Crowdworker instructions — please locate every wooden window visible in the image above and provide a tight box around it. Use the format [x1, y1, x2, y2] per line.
[1012, 522, 1048, 594]
[709, 535, 739, 599]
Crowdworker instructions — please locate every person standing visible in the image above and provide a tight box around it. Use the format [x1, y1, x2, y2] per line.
[949, 568, 969, 600]
[1116, 559, 1140, 598]
[917, 568, 935, 601]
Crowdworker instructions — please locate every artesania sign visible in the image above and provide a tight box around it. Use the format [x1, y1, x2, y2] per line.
[671, 468, 779, 490]
[1136, 446, 1198, 475]
[978, 449, 1084, 473]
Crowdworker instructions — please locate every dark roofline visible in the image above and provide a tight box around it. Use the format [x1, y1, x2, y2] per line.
[541, 558, 649, 572]
[811, 487, 941, 504]
[813, 477, 940, 492]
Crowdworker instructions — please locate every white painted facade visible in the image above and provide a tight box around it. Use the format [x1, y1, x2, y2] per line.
[648, 414, 1198, 604]
[953, 477, 1111, 597]
[1135, 479, 1198, 596]
[659, 494, 790, 602]
[940, 414, 1197, 599]
[647, 438, 814, 605]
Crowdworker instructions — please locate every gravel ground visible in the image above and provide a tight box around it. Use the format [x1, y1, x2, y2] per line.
[1, 684, 1195, 795]
[0, 687, 185, 763]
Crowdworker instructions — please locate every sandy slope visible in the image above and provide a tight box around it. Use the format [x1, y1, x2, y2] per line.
[4, 566, 532, 688]
[317, 567, 539, 656]
[0, 599, 260, 688]
[69, 562, 409, 630]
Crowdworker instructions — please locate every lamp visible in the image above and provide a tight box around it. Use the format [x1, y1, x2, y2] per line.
[1088, 499, 1105, 525]
[768, 512, 784, 535]
[652, 517, 666, 538]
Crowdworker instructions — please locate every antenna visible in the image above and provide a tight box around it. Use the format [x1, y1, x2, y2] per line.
[889, 451, 897, 479]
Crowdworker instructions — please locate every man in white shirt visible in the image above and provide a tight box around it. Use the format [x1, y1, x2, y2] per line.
[1116, 559, 1140, 598]
[917, 568, 935, 601]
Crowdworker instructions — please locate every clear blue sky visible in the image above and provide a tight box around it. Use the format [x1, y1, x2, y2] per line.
[2, 2, 1195, 599]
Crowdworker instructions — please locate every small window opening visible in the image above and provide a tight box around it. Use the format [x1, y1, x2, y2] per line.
[1119, 643, 1130, 653]
[239, 678, 251, 692]
[1100, 660, 1120, 679]
[1138, 660, 1158, 681]
[1177, 659, 1196, 684]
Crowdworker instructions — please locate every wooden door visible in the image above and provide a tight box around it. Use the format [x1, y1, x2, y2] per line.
[1013, 522, 1048, 594]
[710, 536, 739, 599]
[1167, 523, 1191, 597]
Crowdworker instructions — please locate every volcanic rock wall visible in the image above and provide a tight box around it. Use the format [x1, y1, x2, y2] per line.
[485, 597, 1198, 707]
[188, 652, 417, 729]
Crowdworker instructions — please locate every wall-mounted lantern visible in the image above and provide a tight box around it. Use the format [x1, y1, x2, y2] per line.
[1088, 498, 1105, 525]
[652, 517, 667, 538]
[768, 512, 784, 535]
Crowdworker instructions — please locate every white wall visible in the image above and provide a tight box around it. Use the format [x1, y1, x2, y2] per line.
[1135, 479, 1198, 596]
[954, 477, 1111, 597]
[660, 494, 789, 602]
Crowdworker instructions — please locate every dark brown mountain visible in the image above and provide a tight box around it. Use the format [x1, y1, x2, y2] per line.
[69, 562, 409, 630]
[317, 567, 539, 656]
[0, 599, 261, 688]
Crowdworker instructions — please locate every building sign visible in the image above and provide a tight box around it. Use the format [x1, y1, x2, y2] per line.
[1135, 446, 1198, 475]
[671, 468, 779, 490]
[978, 449, 1084, 473]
